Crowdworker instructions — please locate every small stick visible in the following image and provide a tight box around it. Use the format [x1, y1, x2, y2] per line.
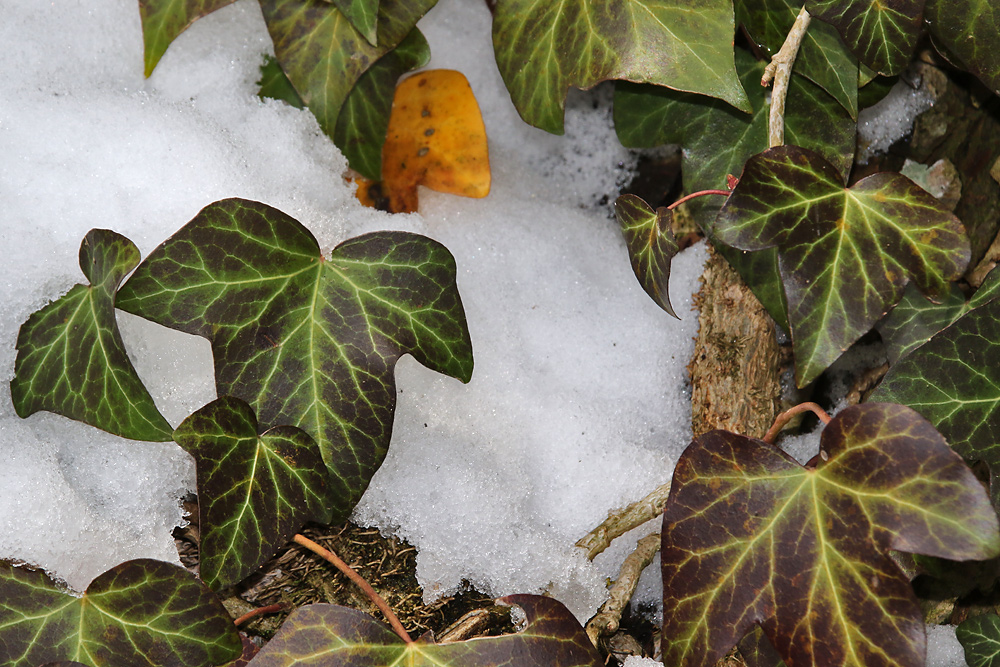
[667, 189, 732, 210]
[233, 603, 287, 627]
[293, 533, 413, 644]
[585, 532, 661, 648]
[576, 483, 671, 560]
[761, 6, 812, 147]
[762, 401, 832, 444]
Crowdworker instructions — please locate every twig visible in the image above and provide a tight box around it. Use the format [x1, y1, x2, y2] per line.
[233, 603, 287, 627]
[762, 401, 831, 444]
[761, 6, 811, 147]
[585, 532, 661, 648]
[575, 483, 671, 560]
[293, 533, 414, 644]
[667, 189, 732, 210]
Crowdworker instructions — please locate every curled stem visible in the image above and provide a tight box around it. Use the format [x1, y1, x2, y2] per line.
[761, 5, 811, 147]
[667, 189, 732, 210]
[293, 533, 413, 644]
[762, 401, 832, 444]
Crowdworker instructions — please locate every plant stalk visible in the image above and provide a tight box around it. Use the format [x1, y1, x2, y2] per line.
[762, 401, 832, 444]
[667, 189, 732, 210]
[585, 532, 661, 648]
[293, 533, 414, 644]
[575, 482, 672, 560]
[761, 6, 812, 147]
[233, 603, 286, 627]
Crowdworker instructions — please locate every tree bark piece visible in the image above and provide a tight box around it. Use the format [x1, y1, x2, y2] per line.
[688, 244, 782, 439]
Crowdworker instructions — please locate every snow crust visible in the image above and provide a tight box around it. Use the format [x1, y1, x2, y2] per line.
[0, 0, 702, 618]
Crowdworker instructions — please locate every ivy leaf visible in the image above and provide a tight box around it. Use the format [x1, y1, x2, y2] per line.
[333, 28, 430, 181]
[246, 595, 603, 666]
[736, 0, 859, 117]
[614, 50, 855, 329]
[10, 229, 173, 442]
[876, 267, 1000, 364]
[714, 145, 970, 386]
[173, 396, 333, 590]
[257, 55, 305, 109]
[958, 614, 1000, 667]
[805, 0, 923, 75]
[259, 0, 435, 142]
[0, 559, 241, 667]
[329, 0, 380, 46]
[116, 198, 473, 521]
[925, 0, 1000, 96]
[138, 0, 237, 77]
[614, 195, 680, 318]
[491, 0, 751, 135]
[869, 297, 1000, 507]
[660, 403, 1000, 667]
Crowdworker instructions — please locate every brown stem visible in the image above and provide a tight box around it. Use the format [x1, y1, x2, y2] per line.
[233, 603, 287, 627]
[762, 401, 832, 444]
[667, 189, 732, 210]
[293, 533, 413, 644]
[761, 5, 812, 147]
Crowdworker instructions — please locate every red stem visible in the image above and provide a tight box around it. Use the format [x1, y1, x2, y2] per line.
[762, 402, 832, 444]
[667, 189, 733, 210]
[293, 533, 414, 644]
[233, 603, 286, 626]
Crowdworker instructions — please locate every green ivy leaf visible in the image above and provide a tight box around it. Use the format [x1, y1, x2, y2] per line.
[715, 145, 970, 386]
[614, 195, 680, 318]
[491, 0, 751, 135]
[330, 0, 380, 46]
[173, 396, 333, 590]
[869, 297, 1000, 507]
[257, 55, 305, 109]
[925, 0, 1000, 96]
[614, 50, 855, 330]
[247, 595, 603, 665]
[736, 0, 859, 117]
[333, 28, 430, 181]
[805, 0, 923, 75]
[958, 614, 1000, 667]
[138, 0, 237, 77]
[116, 198, 473, 521]
[259, 0, 434, 144]
[876, 267, 1000, 364]
[10, 229, 173, 442]
[660, 403, 1000, 667]
[0, 559, 241, 667]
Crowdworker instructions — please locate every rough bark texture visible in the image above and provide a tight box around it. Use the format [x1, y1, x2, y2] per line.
[688, 244, 782, 440]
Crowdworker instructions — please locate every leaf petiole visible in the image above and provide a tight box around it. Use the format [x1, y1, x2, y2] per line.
[667, 189, 733, 210]
[293, 533, 414, 644]
[762, 401, 831, 444]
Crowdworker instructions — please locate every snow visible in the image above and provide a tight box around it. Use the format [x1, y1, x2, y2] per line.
[0, 0, 702, 618]
[857, 76, 936, 163]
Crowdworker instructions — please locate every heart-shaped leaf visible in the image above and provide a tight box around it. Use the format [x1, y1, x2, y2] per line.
[10, 229, 172, 441]
[714, 145, 970, 386]
[138, 0, 236, 77]
[614, 49, 856, 329]
[736, 0, 859, 117]
[246, 595, 602, 666]
[876, 266, 1000, 364]
[330, 0, 380, 46]
[334, 28, 430, 181]
[173, 396, 333, 590]
[660, 403, 1000, 667]
[491, 0, 751, 135]
[958, 614, 1000, 667]
[0, 559, 241, 667]
[806, 0, 923, 75]
[614, 194, 680, 317]
[869, 297, 1000, 507]
[381, 69, 491, 213]
[259, 0, 436, 142]
[925, 0, 1000, 96]
[116, 198, 473, 520]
